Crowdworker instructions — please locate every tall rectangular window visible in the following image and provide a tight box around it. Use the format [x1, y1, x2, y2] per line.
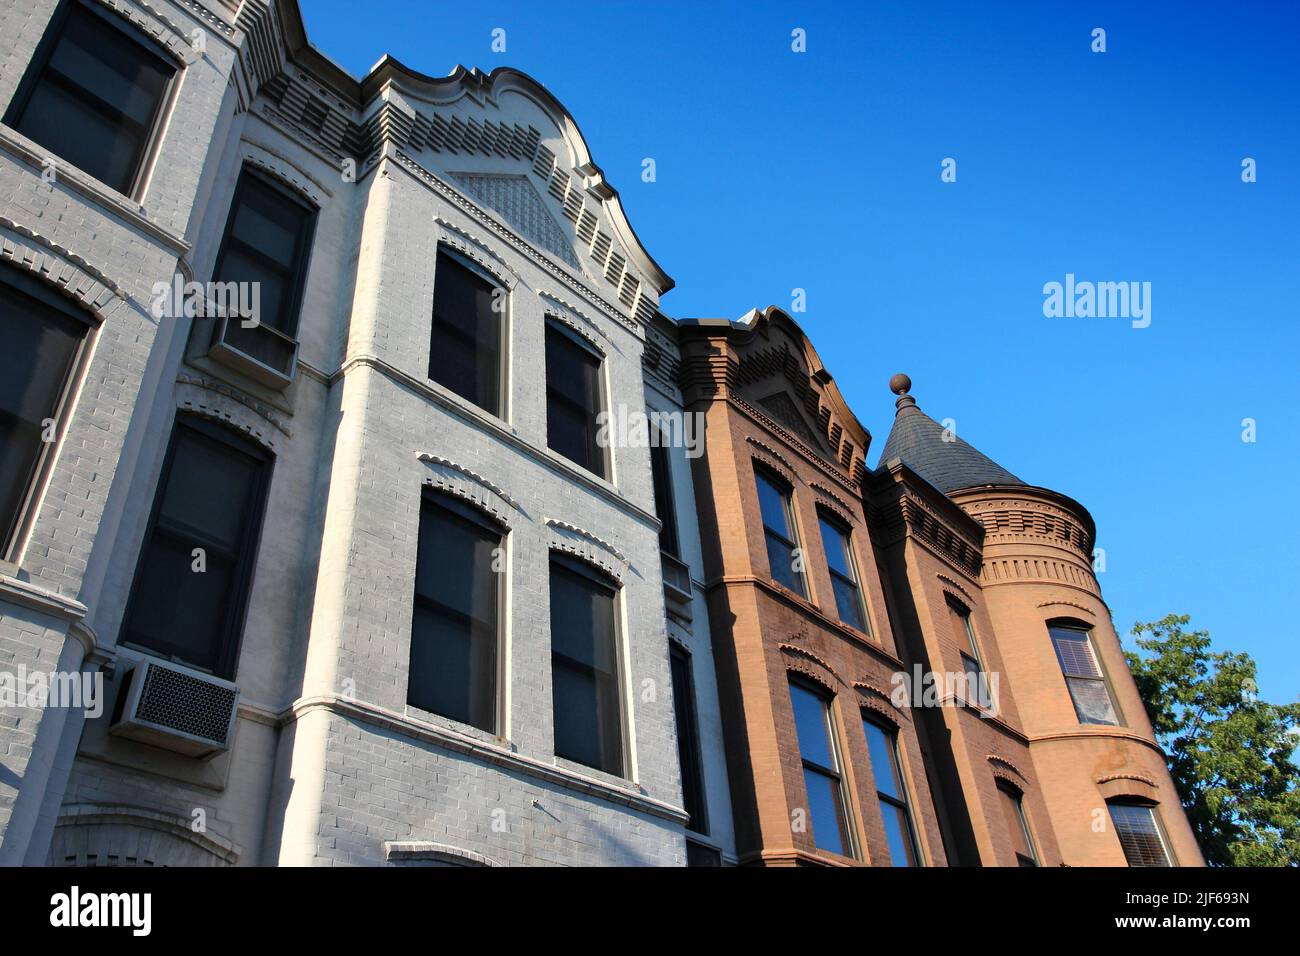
[756, 467, 805, 597]
[1049, 624, 1120, 726]
[5, 2, 176, 196]
[429, 249, 503, 415]
[788, 679, 853, 857]
[818, 512, 867, 631]
[947, 598, 983, 681]
[997, 780, 1039, 866]
[1109, 802, 1173, 867]
[119, 416, 271, 679]
[669, 644, 708, 835]
[649, 439, 680, 558]
[407, 491, 502, 733]
[550, 558, 623, 775]
[863, 717, 920, 866]
[0, 267, 93, 557]
[211, 169, 317, 374]
[545, 325, 604, 477]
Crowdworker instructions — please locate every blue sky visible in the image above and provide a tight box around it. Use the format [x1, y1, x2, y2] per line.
[302, 0, 1300, 703]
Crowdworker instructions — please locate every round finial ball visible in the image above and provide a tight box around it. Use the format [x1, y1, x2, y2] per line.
[889, 373, 912, 396]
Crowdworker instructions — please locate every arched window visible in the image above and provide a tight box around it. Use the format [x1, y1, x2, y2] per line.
[1107, 799, 1173, 867]
[119, 415, 273, 678]
[995, 779, 1039, 867]
[0, 265, 95, 559]
[1047, 621, 1121, 726]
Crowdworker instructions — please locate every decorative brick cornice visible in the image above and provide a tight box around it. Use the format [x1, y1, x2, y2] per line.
[419, 454, 517, 527]
[546, 519, 626, 582]
[873, 482, 983, 579]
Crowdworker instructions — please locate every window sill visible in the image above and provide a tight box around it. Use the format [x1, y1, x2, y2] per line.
[0, 124, 188, 255]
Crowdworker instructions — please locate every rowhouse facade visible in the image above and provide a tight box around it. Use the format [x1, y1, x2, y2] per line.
[0, 0, 1195, 868]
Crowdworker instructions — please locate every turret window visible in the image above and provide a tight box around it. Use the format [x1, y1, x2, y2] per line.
[1049, 624, 1120, 726]
[1108, 800, 1173, 867]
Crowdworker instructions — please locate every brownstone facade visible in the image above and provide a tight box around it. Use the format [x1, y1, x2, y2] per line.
[675, 306, 1201, 867]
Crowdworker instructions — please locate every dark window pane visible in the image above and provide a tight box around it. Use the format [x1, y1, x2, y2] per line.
[10, 4, 175, 194]
[212, 171, 315, 339]
[650, 441, 679, 557]
[803, 767, 848, 856]
[789, 682, 833, 769]
[120, 420, 269, 677]
[1109, 802, 1172, 867]
[407, 495, 500, 732]
[19, 81, 141, 194]
[755, 470, 792, 539]
[880, 800, 917, 867]
[863, 720, 903, 800]
[831, 575, 865, 630]
[550, 561, 622, 775]
[429, 252, 501, 414]
[818, 516, 851, 577]
[685, 840, 722, 867]
[545, 326, 603, 476]
[765, 533, 803, 594]
[670, 646, 707, 834]
[0, 275, 87, 550]
[997, 781, 1038, 865]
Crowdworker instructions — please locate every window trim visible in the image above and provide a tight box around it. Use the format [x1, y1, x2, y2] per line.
[0, 264, 97, 564]
[996, 778, 1040, 867]
[816, 507, 869, 634]
[649, 431, 680, 558]
[788, 675, 857, 859]
[548, 552, 627, 777]
[544, 320, 608, 480]
[946, 595, 985, 679]
[755, 463, 807, 598]
[862, 713, 923, 866]
[1107, 799, 1176, 867]
[3, 0, 181, 200]
[406, 487, 507, 735]
[1048, 621, 1123, 727]
[118, 414, 273, 680]
[211, 166, 319, 340]
[669, 642, 709, 836]
[428, 245, 510, 421]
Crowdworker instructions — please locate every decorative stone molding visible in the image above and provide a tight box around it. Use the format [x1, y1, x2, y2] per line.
[1037, 599, 1097, 618]
[540, 290, 610, 345]
[746, 437, 798, 485]
[937, 573, 977, 604]
[384, 841, 497, 867]
[981, 556, 1100, 596]
[176, 383, 285, 451]
[779, 643, 840, 686]
[240, 140, 334, 204]
[0, 217, 125, 309]
[435, 217, 517, 284]
[546, 519, 626, 581]
[546, 309, 604, 355]
[419, 454, 517, 526]
[51, 803, 241, 865]
[854, 680, 905, 723]
[809, 481, 856, 519]
[1096, 772, 1160, 802]
[987, 753, 1030, 783]
[176, 375, 291, 439]
[92, 0, 198, 65]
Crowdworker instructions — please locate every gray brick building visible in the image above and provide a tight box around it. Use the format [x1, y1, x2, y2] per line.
[0, 0, 734, 866]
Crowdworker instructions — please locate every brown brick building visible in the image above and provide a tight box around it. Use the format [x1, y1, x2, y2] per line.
[675, 306, 1201, 867]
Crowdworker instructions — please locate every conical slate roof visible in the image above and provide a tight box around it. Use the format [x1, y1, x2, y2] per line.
[876, 374, 1023, 494]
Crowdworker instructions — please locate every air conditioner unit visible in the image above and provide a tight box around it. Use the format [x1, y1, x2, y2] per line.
[208, 311, 298, 389]
[109, 657, 240, 759]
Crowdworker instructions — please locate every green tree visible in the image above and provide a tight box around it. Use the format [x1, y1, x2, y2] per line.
[1126, 614, 1300, 866]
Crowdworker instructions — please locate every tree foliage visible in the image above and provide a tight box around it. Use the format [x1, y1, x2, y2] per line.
[1126, 614, 1300, 866]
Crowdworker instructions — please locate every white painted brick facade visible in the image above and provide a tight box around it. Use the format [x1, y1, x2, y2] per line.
[0, 0, 733, 866]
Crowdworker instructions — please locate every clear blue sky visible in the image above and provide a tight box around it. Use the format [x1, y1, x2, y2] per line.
[302, 0, 1300, 704]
